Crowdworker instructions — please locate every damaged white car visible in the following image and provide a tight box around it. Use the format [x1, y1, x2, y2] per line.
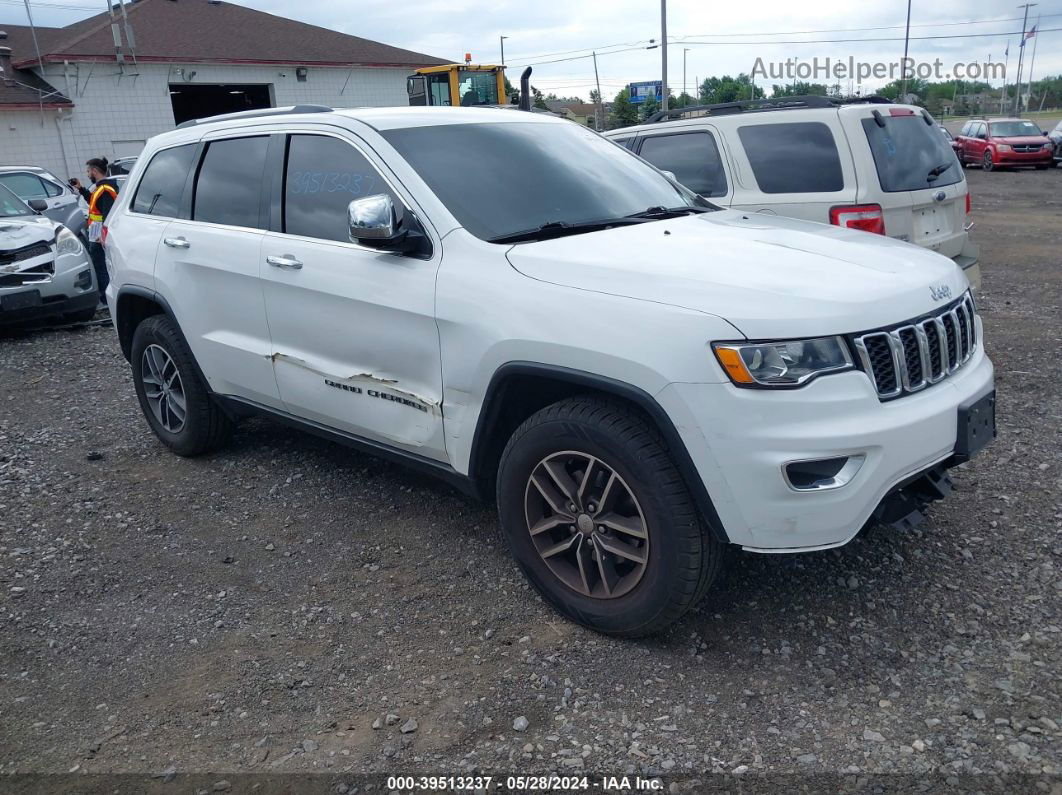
[0, 183, 97, 326]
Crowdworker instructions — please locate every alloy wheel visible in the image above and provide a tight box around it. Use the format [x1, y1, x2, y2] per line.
[983, 152, 994, 171]
[141, 343, 187, 433]
[524, 451, 649, 599]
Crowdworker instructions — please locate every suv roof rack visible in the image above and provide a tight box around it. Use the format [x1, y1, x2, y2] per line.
[176, 104, 333, 129]
[645, 94, 891, 124]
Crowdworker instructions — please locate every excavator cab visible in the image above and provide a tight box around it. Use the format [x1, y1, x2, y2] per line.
[407, 61, 507, 107]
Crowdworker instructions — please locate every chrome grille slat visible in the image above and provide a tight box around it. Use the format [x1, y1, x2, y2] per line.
[854, 294, 978, 400]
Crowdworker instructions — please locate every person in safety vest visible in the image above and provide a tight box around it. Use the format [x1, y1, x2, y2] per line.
[70, 157, 119, 308]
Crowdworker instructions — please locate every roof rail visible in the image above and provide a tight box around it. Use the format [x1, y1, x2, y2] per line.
[176, 104, 333, 129]
[645, 94, 893, 124]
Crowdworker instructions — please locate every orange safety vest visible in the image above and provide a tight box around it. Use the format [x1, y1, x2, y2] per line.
[87, 182, 118, 243]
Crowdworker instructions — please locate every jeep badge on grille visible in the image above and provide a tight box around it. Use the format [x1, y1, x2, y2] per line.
[930, 284, 952, 302]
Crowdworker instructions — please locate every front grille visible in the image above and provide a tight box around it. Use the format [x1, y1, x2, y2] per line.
[0, 261, 54, 287]
[1012, 144, 1040, 152]
[853, 293, 977, 399]
[0, 242, 51, 266]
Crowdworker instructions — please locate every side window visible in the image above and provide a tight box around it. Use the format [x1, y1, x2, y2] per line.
[283, 134, 397, 243]
[959, 122, 970, 137]
[0, 173, 49, 200]
[737, 122, 844, 194]
[193, 136, 270, 229]
[39, 178, 63, 198]
[638, 132, 728, 197]
[132, 144, 197, 217]
[976, 123, 987, 138]
[611, 136, 635, 151]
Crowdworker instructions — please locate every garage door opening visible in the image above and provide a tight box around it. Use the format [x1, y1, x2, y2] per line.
[169, 84, 273, 126]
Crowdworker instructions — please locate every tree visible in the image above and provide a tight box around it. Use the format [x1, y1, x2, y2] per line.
[699, 74, 763, 104]
[589, 88, 601, 105]
[544, 93, 585, 103]
[532, 86, 549, 111]
[609, 88, 639, 129]
[640, 95, 659, 122]
[771, 82, 829, 98]
[673, 91, 695, 108]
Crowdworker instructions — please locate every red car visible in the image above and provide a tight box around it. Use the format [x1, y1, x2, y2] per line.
[956, 118, 1053, 171]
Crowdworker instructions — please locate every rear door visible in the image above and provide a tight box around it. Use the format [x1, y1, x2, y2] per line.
[259, 129, 445, 458]
[152, 133, 283, 408]
[845, 108, 968, 259]
[634, 128, 732, 205]
[723, 113, 857, 222]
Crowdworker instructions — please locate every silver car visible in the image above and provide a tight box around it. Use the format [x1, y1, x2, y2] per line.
[0, 183, 97, 326]
[0, 165, 88, 239]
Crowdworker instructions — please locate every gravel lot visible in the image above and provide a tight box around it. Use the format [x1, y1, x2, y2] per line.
[1, 166, 1059, 790]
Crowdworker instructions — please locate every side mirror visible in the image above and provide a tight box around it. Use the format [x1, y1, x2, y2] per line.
[349, 194, 398, 242]
[27, 198, 48, 213]
[348, 194, 430, 258]
[1043, 130, 1049, 136]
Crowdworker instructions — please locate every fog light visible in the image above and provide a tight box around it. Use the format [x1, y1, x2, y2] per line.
[75, 269, 93, 290]
[783, 454, 866, 491]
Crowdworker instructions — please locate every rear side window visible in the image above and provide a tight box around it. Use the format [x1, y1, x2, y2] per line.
[193, 136, 269, 229]
[283, 134, 396, 242]
[132, 144, 196, 217]
[638, 132, 728, 197]
[611, 137, 636, 150]
[737, 122, 843, 193]
[861, 115, 962, 193]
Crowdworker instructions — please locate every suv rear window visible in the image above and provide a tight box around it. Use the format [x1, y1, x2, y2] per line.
[861, 115, 962, 193]
[736, 122, 844, 193]
[132, 144, 197, 217]
[193, 136, 269, 229]
[638, 132, 728, 197]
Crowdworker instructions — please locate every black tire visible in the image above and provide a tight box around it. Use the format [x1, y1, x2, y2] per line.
[130, 314, 233, 456]
[982, 152, 995, 172]
[496, 396, 723, 637]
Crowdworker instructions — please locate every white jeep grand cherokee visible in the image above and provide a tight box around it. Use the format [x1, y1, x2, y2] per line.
[104, 106, 995, 636]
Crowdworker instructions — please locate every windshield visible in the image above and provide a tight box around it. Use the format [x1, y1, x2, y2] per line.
[990, 120, 1042, 137]
[861, 115, 963, 193]
[0, 183, 32, 218]
[382, 121, 709, 241]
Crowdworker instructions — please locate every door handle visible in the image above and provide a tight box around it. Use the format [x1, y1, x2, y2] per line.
[266, 254, 303, 270]
[163, 236, 190, 249]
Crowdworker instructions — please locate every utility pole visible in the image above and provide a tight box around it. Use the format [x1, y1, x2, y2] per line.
[592, 50, 604, 130]
[900, 0, 912, 99]
[683, 47, 690, 101]
[1013, 3, 1035, 115]
[660, 0, 668, 112]
[1001, 44, 1011, 113]
[499, 35, 507, 66]
[1024, 14, 1040, 113]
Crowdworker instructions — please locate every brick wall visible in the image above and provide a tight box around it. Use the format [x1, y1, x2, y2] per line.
[1, 62, 412, 179]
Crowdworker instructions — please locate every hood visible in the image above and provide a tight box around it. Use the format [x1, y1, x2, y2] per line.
[0, 217, 56, 253]
[504, 210, 970, 339]
[994, 135, 1050, 145]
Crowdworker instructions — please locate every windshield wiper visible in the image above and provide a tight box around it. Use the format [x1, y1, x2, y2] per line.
[625, 205, 712, 219]
[927, 162, 954, 182]
[488, 217, 648, 244]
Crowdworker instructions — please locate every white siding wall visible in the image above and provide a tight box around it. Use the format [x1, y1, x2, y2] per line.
[1, 62, 412, 179]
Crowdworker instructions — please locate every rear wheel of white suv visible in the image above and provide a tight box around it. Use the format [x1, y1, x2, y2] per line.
[496, 397, 722, 637]
[130, 315, 233, 456]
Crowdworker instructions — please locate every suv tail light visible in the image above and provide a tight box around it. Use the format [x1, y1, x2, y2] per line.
[101, 225, 109, 246]
[829, 204, 885, 236]
[965, 192, 971, 214]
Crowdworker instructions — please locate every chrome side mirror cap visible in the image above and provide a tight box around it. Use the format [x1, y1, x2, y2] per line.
[348, 194, 398, 242]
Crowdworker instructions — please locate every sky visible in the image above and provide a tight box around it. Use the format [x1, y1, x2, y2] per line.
[4, 0, 1060, 102]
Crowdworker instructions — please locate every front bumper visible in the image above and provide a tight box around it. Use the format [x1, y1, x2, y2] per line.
[995, 150, 1052, 166]
[657, 330, 994, 551]
[0, 259, 97, 326]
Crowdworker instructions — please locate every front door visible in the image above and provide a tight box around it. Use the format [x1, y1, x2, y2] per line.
[259, 131, 446, 459]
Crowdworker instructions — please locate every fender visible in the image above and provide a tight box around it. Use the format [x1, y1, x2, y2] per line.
[468, 362, 730, 543]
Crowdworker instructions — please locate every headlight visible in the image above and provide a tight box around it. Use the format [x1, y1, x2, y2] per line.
[712, 336, 853, 387]
[56, 227, 84, 257]
[996, 144, 1012, 153]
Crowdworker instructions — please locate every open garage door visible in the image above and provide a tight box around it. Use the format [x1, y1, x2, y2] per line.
[169, 84, 273, 126]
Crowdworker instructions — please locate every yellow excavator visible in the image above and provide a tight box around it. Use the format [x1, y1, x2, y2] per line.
[407, 57, 533, 110]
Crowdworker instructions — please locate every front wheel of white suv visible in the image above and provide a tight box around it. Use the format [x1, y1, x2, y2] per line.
[496, 397, 723, 637]
[130, 315, 234, 456]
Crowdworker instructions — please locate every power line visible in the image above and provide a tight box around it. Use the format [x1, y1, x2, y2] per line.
[677, 27, 1062, 47]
